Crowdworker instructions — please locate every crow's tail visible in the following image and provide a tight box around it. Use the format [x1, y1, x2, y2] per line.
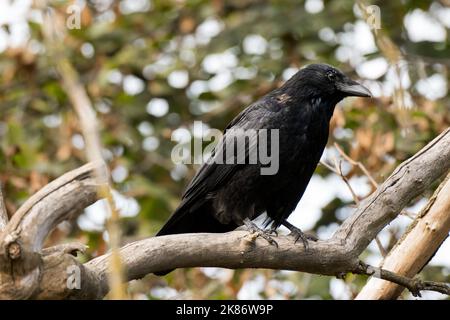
[154, 202, 238, 276]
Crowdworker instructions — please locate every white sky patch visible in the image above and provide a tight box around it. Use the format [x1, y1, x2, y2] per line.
[336, 20, 377, 65]
[146, 98, 169, 117]
[202, 50, 238, 74]
[288, 175, 347, 231]
[430, 3, 450, 28]
[168, 70, 189, 88]
[107, 69, 123, 85]
[0, 28, 8, 53]
[195, 18, 224, 45]
[0, 0, 31, 25]
[137, 121, 154, 136]
[78, 190, 140, 231]
[71, 134, 85, 150]
[123, 75, 145, 95]
[201, 268, 234, 282]
[282, 67, 299, 81]
[416, 73, 447, 101]
[363, 80, 383, 98]
[237, 274, 265, 300]
[150, 286, 179, 299]
[172, 127, 191, 143]
[119, 0, 151, 14]
[356, 57, 388, 80]
[208, 70, 234, 91]
[318, 27, 337, 43]
[330, 278, 352, 300]
[142, 136, 159, 151]
[187, 80, 209, 98]
[305, 0, 324, 14]
[233, 66, 258, 80]
[144, 54, 175, 76]
[243, 34, 268, 55]
[170, 163, 188, 181]
[81, 42, 95, 58]
[404, 9, 446, 42]
[382, 63, 411, 96]
[42, 114, 62, 128]
[430, 237, 450, 267]
[111, 165, 128, 183]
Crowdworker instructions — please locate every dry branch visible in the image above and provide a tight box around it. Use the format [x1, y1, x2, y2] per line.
[0, 162, 104, 299]
[356, 173, 450, 299]
[1, 128, 449, 299]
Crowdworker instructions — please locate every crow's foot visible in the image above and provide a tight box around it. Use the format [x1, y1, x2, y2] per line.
[244, 218, 278, 247]
[282, 220, 317, 250]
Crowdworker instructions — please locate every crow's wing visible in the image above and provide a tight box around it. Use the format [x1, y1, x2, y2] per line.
[181, 100, 274, 202]
[155, 99, 278, 237]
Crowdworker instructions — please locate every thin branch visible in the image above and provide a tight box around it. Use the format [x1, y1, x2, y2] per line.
[0, 184, 8, 232]
[334, 143, 378, 189]
[323, 155, 387, 256]
[353, 261, 450, 298]
[40, 6, 126, 299]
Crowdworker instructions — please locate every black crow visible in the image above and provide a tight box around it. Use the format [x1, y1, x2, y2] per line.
[155, 64, 371, 274]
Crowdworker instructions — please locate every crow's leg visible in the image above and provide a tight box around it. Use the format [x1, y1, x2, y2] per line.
[282, 220, 318, 249]
[266, 221, 278, 236]
[243, 218, 278, 247]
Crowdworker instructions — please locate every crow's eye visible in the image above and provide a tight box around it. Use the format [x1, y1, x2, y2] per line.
[327, 71, 336, 81]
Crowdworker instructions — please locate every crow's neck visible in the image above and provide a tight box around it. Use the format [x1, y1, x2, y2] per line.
[271, 87, 342, 121]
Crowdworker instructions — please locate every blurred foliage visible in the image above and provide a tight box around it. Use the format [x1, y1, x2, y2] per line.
[0, 0, 449, 299]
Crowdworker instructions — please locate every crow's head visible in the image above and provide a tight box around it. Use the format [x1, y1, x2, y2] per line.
[283, 63, 372, 100]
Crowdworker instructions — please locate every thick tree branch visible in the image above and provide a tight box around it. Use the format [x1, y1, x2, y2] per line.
[1, 128, 449, 299]
[0, 162, 103, 299]
[356, 173, 450, 299]
[334, 128, 450, 256]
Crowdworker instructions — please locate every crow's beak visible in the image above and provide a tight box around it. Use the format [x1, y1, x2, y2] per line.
[337, 79, 372, 98]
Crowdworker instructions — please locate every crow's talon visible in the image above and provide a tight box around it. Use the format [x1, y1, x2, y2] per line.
[282, 220, 317, 250]
[244, 218, 278, 247]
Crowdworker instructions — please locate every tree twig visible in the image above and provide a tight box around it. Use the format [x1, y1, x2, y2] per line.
[353, 261, 450, 298]
[0, 184, 8, 232]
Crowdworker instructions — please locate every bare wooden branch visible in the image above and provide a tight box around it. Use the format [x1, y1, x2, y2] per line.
[0, 162, 104, 299]
[334, 128, 450, 256]
[355, 173, 450, 299]
[353, 261, 450, 297]
[1, 128, 449, 299]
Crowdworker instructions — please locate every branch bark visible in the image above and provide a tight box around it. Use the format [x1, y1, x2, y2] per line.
[0, 162, 103, 299]
[355, 173, 450, 299]
[1, 129, 449, 299]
